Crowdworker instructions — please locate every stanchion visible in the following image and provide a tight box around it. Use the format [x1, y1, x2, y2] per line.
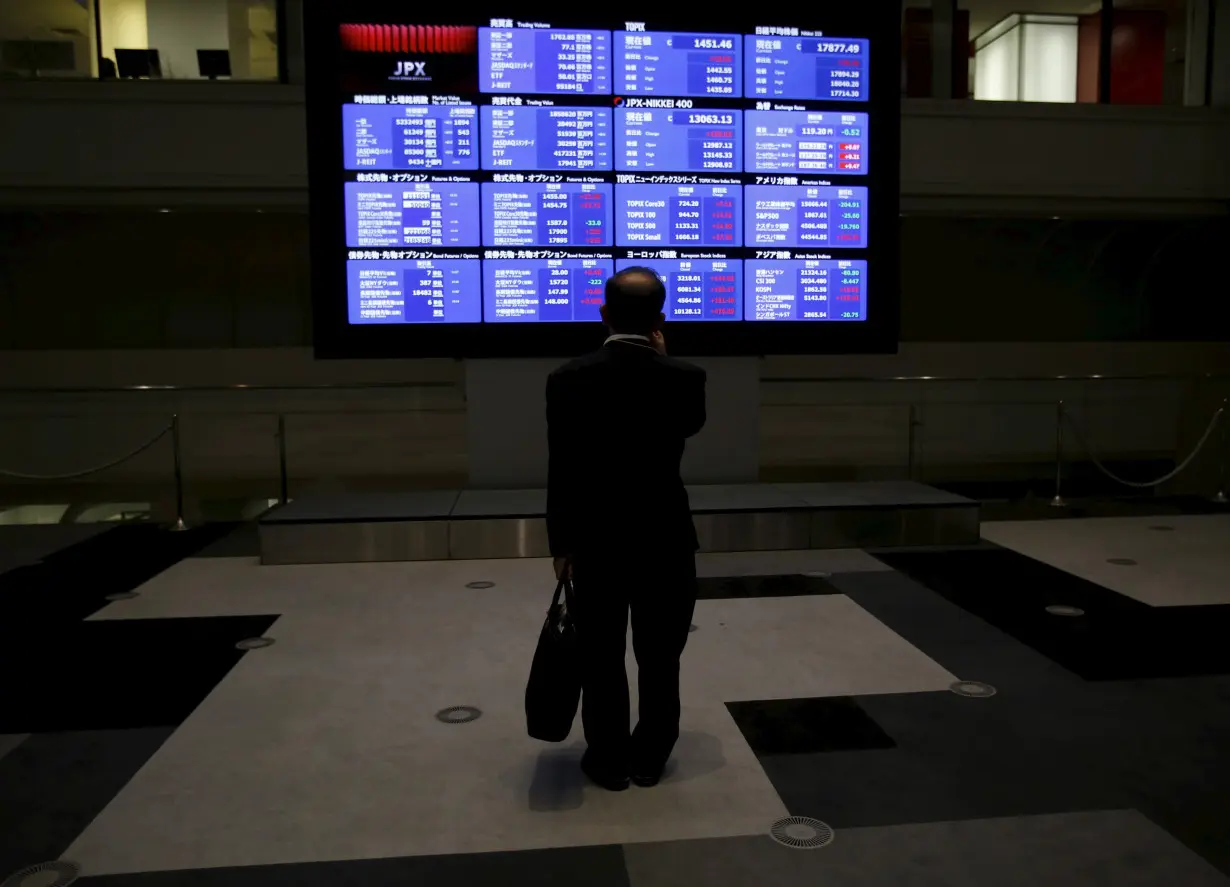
[1050, 399, 1067, 507]
[277, 413, 289, 505]
[170, 413, 188, 531]
[1215, 399, 1228, 504]
[906, 404, 918, 481]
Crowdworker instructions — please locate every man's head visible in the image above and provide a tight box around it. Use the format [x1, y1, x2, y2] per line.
[600, 267, 666, 335]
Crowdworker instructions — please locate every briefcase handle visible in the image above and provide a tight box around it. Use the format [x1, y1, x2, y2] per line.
[551, 577, 577, 612]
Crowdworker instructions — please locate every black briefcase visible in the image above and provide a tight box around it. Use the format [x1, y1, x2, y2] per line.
[525, 577, 581, 742]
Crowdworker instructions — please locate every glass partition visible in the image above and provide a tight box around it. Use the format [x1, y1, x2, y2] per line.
[0, 0, 95, 79]
[899, 0, 1196, 105]
[0, 0, 281, 80]
[100, 0, 279, 80]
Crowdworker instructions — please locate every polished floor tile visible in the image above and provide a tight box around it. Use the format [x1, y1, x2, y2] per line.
[726, 697, 896, 755]
[77, 844, 631, 887]
[0, 728, 174, 876]
[685, 595, 957, 703]
[623, 810, 1230, 887]
[982, 514, 1230, 606]
[0, 524, 110, 574]
[190, 523, 260, 559]
[1, 615, 278, 733]
[695, 573, 840, 600]
[12, 517, 1230, 883]
[66, 568, 790, 873]
[695, 548, 891, 577]
[874, 546, 1230, 680]
[0, 524, 235, 633]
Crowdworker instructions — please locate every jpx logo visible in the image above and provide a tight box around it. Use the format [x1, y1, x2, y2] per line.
[393, 60, 427, 78]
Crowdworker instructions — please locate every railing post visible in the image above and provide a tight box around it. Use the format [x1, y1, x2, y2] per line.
[1050, 399, 1067, 507]
[1215, 399, 1228, 504]
[171, 413, 188, 531]
[277, 413, 289, 505]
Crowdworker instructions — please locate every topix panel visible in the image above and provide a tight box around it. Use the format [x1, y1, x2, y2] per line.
[614, 30, 741, 97]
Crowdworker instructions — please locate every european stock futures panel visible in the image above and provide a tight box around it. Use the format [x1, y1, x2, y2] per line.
[330, 14, 883, 356]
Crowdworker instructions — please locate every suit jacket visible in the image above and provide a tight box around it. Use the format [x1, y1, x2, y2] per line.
[546, 339, 707, 559]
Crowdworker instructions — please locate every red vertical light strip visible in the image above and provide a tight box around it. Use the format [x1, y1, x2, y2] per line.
[396, 25, 408, 53]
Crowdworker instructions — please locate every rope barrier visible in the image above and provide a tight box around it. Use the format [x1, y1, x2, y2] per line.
[1063, 406, 1224, 489]
[0, 423, 173, 481]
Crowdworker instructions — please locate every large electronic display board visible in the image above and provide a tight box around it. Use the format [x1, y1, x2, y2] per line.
[307, 6, 901, 357]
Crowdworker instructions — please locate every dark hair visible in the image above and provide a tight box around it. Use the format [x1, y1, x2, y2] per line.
[603, 267, 665, 334]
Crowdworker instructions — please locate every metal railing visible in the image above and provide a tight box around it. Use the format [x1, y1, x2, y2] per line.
[0, 373, 1226, 525]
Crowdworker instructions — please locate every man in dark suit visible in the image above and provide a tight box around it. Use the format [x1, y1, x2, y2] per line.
[546, 267, 707, 792]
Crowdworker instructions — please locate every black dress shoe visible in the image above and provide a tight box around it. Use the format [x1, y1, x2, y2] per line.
[631, 771, 662, 788]
[581, 752, 630, 792]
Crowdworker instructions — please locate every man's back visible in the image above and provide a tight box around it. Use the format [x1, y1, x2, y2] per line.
[546, 339, 706, 559]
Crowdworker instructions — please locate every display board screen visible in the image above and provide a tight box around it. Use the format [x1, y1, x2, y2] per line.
[309, 8, 900, 356]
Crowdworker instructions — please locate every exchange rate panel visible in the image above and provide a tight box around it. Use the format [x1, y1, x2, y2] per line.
[481, 106, 612, 171]
[745, 109, 867, 174]
[344, 181, 481, 248]
[744, 259, 866, 320]
[342, 104, 478, 170]
[744, 185, 867, 249]
[479, 26, 611, 94]
[616, 183, 740, 247]
[483, 258, 614, 322]
[616, 258, 741, 320]
[745, 35, 870, 101]
[615, 108, 742, 172]
[614, 30, 740, 97]
[347, 259, 483, 323]
[482, 182, 613, 247]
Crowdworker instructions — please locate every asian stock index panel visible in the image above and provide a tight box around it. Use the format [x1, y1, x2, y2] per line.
[309, 7, 899, 357]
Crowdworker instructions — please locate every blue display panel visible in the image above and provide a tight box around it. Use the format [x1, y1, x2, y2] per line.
[479, 27, 611, 94]
[482, 182, 613, 247]
[614, 31, 740, 97]
[616, 183, 740, 247]
[483, 258, 613, 321]
[615, 108, 741, 172]
[347, 259, 483, 323]
[744, 185, 867, 248]
[744, 259, 866, 320]
[745, 35, 869, 101]
[342, 104, 477, 170]
[745, 110, 867, 174]
[616, 258, 741, 320]
[481, 106, 612, 171]
[344, 182, 481, 248]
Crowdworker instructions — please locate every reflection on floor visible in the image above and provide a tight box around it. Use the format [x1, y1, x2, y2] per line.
[0, 514, 1228, 885]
